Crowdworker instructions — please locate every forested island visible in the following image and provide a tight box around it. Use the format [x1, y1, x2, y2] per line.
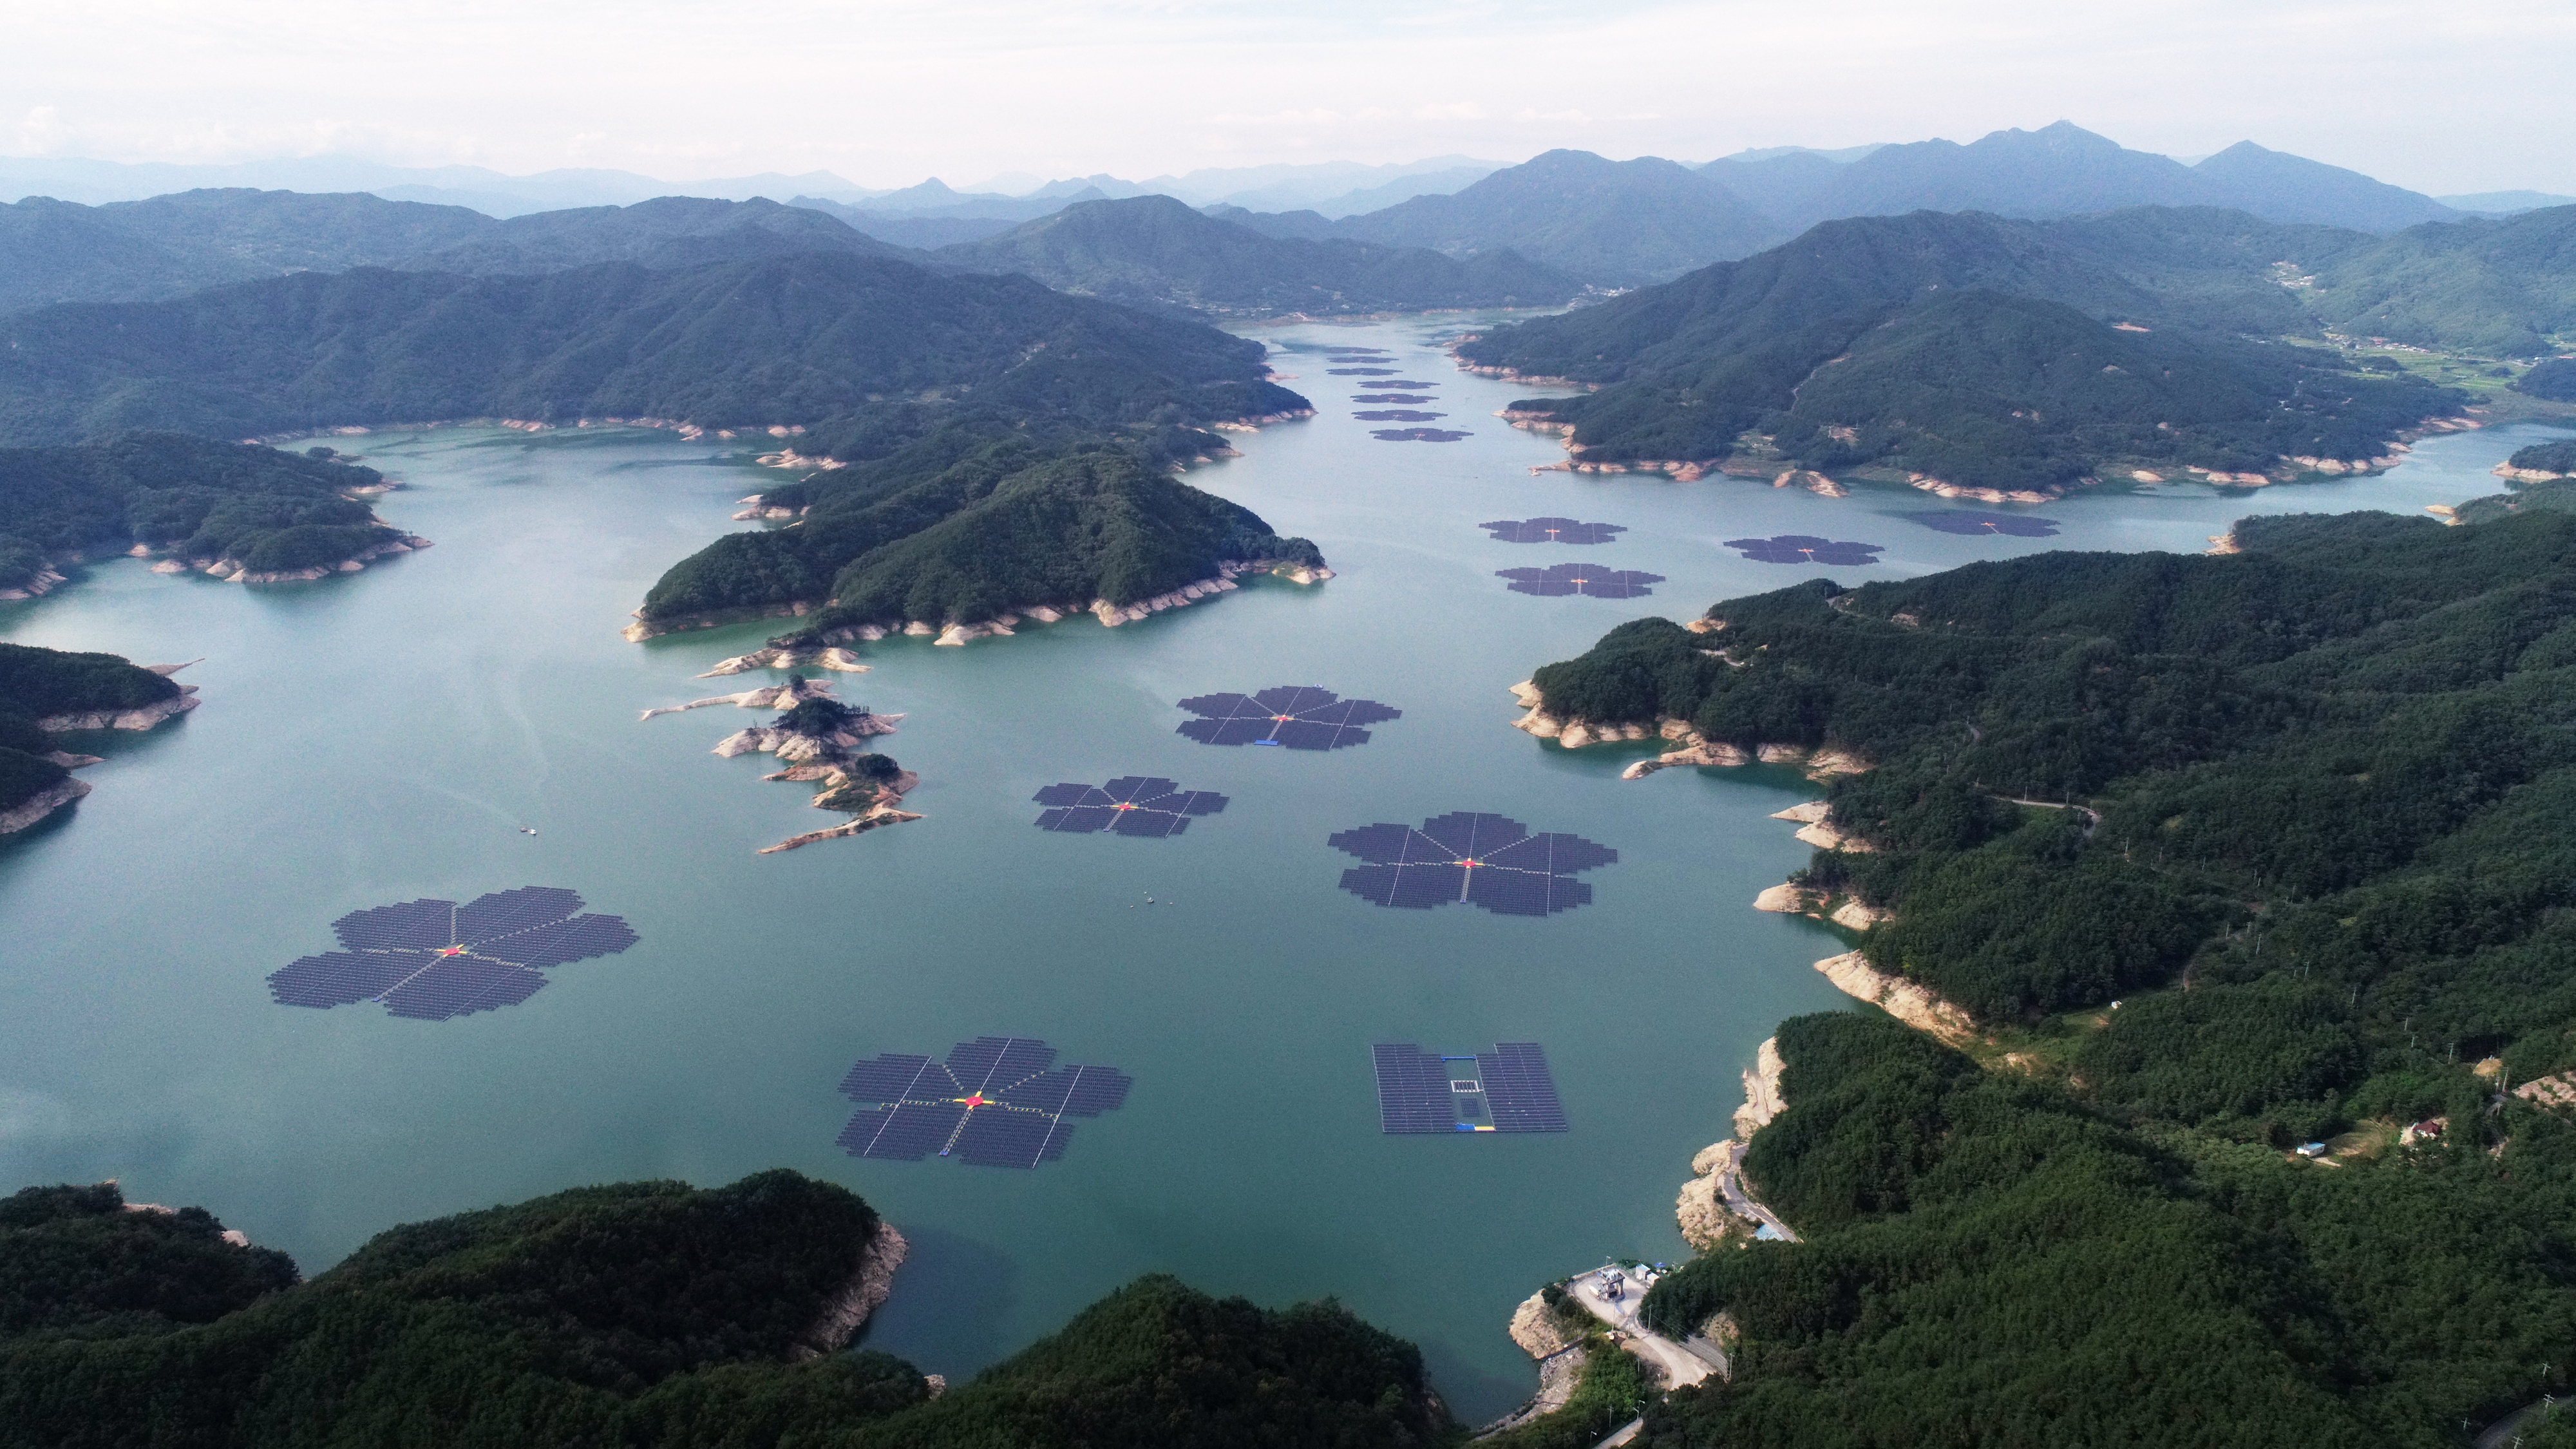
[1458, 209, 2470, 492]
[0, 641, 198, 832]
[0, 433, 410, 595]
[1521, 504, 2576, 1444]
[0, 1171, 1448, 1448]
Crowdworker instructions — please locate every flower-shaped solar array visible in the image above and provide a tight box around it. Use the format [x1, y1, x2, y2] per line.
[1331, 366, 1400, 375]
[1373, 427, 1472, 442]
[1033, 776, 1229, 837]
[1723, 535, 1886, 565]
[1903, 509, 2061, 537]
[1329, 811, 1616, 916]
[837, 1036, 1132, 1169]
[1354, 410, 1446, 422]
[1177, 685, 1401, 750]
[1483, 517, 1627, 545]
[1352, 393, 1434, 404]
[1496, 562, 1665, 598]
[268, 886, 638, 1021]
[1349, 380, 1435, 390]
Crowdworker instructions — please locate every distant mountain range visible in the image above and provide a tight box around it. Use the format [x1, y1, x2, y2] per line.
[1206, 124, 2478, 287]
[0, 190, 907, 313]
[927, 195, 1578, 316]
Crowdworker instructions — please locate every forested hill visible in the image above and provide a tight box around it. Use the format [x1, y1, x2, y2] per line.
[2300, 203, 2576, 356]
[0, 642, 184, 819]
[0, 433, 397, 592]
[0, 251, 1303, 445]
[1459, 207, 2455, 488]
[1526, 507, 2576, 1444]
[638, 419, 1322, 636]
[0, 1171, 1447, 1448]
[933, 194, 1579, 316]
[1310, 149, 1785, 286]
[0, 189, 913, 314]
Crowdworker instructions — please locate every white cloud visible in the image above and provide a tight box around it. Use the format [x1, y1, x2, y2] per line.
[0, 0, 2568, 192]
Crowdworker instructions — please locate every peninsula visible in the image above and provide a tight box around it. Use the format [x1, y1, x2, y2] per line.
[0, 643, 199, 833]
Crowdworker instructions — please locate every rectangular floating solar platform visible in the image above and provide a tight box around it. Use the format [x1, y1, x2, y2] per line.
[1372, 1043, 1567, 1133]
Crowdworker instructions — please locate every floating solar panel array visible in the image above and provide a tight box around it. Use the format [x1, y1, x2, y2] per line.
[1354, 410, 1446, 422]
[1350, 381, 1435, 390]
[267, 886, 638, 1021]
[836, 1036, 1132, 1169]
[1495, 562, 1665, 598]
[1352, 394, 1434, 404]
[1330, 811, 1616, 916]
[1372, 1043, 1568, 1133]
[1175, 685, 1401, 750]
[1033, 776, 1229, 837]
[1373, 428, 1472, 442]
[1903, 509, 2062, 537]
[1483, 517, 1627, 545]
[1332, 367, 1400, 375]
[1723, 535, 1887, 565]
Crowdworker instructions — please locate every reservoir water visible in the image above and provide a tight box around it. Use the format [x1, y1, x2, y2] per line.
[3, 314, 2565, 1419]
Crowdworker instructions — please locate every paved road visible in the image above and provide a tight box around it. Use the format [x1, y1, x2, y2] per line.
[1713, 1141, 1800, 1243]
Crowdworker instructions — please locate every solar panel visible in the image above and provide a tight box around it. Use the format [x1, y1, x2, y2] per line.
[381, 957, 548, 1021]
[332, 898, 457, 951]
[1175, 686, 1401, 751]
[1330, 811, 1616, 916]
[1374, 1042, 1568, 1133]
[1032, 777, 1229, 835]
[1349, 380, 1434, 390]
[1480, 1043, 1571, 1132]
[272, 886, 638, 1019]
[1372, 428, 1472, 442]
[1494, 562, 1665, 598]
[1350, 394, 1434, 404]
[836, 1037, 1128, 1170]
[1482, 517, 1627, 546]
[1722, 535, 1887, 565]
[1353, 410, 1446, 422]
[1902, 509, 2062, 537]
[1331, 367, 1399, 375]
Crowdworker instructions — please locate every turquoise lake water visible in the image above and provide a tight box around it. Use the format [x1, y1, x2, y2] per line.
[3, 314, 2566, 1418]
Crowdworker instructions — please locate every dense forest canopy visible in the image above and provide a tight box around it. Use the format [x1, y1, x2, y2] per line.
[0, 251, 1302, 446]
[642, 418, 1320, 631]
[0, 641, 184, 813]
[1512, 506, 2576, 1448]
[934, 194, 1580, 316]
[1533, 507, 2576, 1022]
[1457, 208, 2458, 482]
[0, 431, 395, 589]
[0, 1172, 1448, 1449]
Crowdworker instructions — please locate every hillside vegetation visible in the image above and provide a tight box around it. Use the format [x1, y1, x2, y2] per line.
[0, 641, 183, 813]
[0, 251, 1300, 446]
[1513, 507, 2576, 1445]
[936, 194, 1577, 316]
[643, 420, 1319, 632]
[0, 432, 395, 591]
[0, 189, 908, 314]
[2302, 205, 2576, 355]
[0, 1172, 1448, 1449]
[1462, 208, 2451, 484]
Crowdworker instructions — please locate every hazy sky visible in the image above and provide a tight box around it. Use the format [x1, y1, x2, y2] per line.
[8, 0, 2572, 193]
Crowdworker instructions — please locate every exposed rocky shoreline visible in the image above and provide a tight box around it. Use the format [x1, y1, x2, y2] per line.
[1675, 1037, 1786, 1251]
[790, 1222, 910, 1361]
[630, 556, 1334, 645]
[1506, 679, 1869, 781]
[0, 777, 93, 835]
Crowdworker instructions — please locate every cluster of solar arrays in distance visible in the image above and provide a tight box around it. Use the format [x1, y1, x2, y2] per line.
[836, 1036, 1132, 1169]
[1330, 811, 1616, 916]
[1903, 509, 2062, 537]
[1723, 535, 1886, 565]
[1033, 776, 1229, 837]
[1372, 1043, 1568, 1133]
[1482, 516, 1626, 545]
[1495, 562, 1665, 598]
[1176, 686, 1401, 750]
[267, 887, 638, 1021]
